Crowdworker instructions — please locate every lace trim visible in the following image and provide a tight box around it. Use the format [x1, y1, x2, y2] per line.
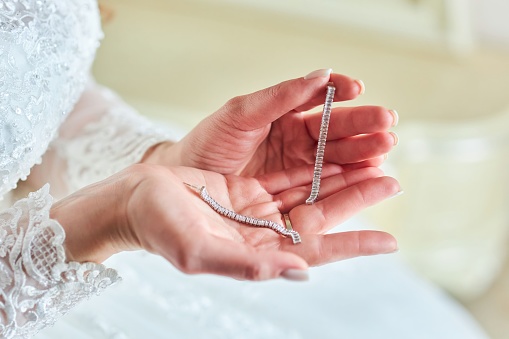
[0, 184, 120, 338]
[54, 87, 172, 191]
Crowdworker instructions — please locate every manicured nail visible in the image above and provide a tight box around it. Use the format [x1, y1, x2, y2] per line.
[355, 79, 365, 95]
[304, 68, 332, 80]
[389, 109, 399, 127]
[281, 269, 309, 281]
[389, 190, 404, 200]
[376, 237, 399, 254]
[383, 248, 400, 255]
[390, 132, 399, 146]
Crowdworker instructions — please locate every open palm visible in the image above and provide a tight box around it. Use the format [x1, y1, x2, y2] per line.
[127, 163, 399, 281]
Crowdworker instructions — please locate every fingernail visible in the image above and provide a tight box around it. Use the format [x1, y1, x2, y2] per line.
[390, 132, 399, 146]
[376, 237, 399, 254]
[304, 68, 332, 80]
[383, 248, 400, 255]
[389, 109, 399, 127]
[281, 269, 309, 281]
[355, 79, 365, 95]
[383, 153, 389, 161]
[389, 190, 404, 200]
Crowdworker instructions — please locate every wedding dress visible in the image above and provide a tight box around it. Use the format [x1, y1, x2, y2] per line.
[0, 1, 169, 337]
[0, 1, 491, 338]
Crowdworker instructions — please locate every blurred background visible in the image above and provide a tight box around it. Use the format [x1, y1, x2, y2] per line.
[93, 0, 509, 337]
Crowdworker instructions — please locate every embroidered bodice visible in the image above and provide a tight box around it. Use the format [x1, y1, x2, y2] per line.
[0, 0, 102, 199]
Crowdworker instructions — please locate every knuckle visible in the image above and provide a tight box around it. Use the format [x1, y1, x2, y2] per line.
[355, 231, 364, 255]
[318, 236, 333, 262]
[243, 262, 267, 281]
[267, 83, 283, 100]
[353, 185, 369, 205]
[223, 95, 245, 115]
[177, 252, 200, 275]
[221, 95, 249, 129]
[175, 235, 203, 275]
[305, 236, 324, 266]
[244, 265, 258, 281]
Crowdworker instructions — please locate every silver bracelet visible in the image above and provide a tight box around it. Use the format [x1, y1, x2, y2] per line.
[306, 82, 336, 205]
[184, 183, 302, 244]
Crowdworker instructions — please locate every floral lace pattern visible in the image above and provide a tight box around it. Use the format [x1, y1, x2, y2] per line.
[0, 185, 119, 339]
[0, 1, 125, 337]
[0, 0, 102, 199]
[52, 85, 173, 191]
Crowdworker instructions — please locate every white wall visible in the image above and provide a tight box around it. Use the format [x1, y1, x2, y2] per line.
[471, 0, 509, 49]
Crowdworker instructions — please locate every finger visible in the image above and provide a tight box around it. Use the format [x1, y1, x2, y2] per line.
[291, 176, 401, 233]
[175, 234, 308, 281]
[274, 167, 384, 212]
[293, 73, 364, 113]
[280, 231, 398, 266]
[324, 132, 397, 164]
[304, 106, 397, 140]
[218, 70, 362, 130]
[257, 164, 343, 195]
[330, 72, 365, 102]
[341, 155, 387, 171]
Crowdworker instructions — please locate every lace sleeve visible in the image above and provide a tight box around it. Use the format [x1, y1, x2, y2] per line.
[0, 184, 119, 338]
[27, 80, 174, 198]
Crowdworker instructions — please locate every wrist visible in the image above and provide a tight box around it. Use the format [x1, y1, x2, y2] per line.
[50, 172, 136, 263]
[141, 141, 182, 167]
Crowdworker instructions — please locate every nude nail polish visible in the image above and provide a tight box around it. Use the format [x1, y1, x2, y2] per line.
[355, 79, 365, 95]
[281, 269, 309, 281]
[390, 132, 399, 146]
[389, 109, 399, 127]
[388, 190, 404, 200]
[304, 68, 332, 80]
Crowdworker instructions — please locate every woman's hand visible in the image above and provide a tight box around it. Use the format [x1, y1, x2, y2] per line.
[51, 163, 400, 281]
[144, 69, 398, 176]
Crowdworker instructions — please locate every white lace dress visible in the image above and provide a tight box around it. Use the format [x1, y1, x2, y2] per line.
[0, 1, 170, 337]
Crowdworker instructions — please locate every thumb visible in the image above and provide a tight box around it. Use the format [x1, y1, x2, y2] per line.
[184, 236, 309, 281]
[218, 69, 363, 130]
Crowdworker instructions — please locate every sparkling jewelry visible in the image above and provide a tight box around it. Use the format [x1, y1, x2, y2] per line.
[306, 82, 336, 205]
[184, 183, 302, 244]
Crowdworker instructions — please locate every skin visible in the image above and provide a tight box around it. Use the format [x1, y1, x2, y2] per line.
[51, 71, 401, 281]
[52, 163, 399, 281]
[144, 72, 397, 175]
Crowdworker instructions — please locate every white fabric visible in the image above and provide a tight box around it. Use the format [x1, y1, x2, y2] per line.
[0, 185, 119, 338]
[37, 219, 489, 339]
[53, 83, 171, 192]
[0, 1, 172, 337]
[28, 80, 173, 198]
[0, 0, 101, 198]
